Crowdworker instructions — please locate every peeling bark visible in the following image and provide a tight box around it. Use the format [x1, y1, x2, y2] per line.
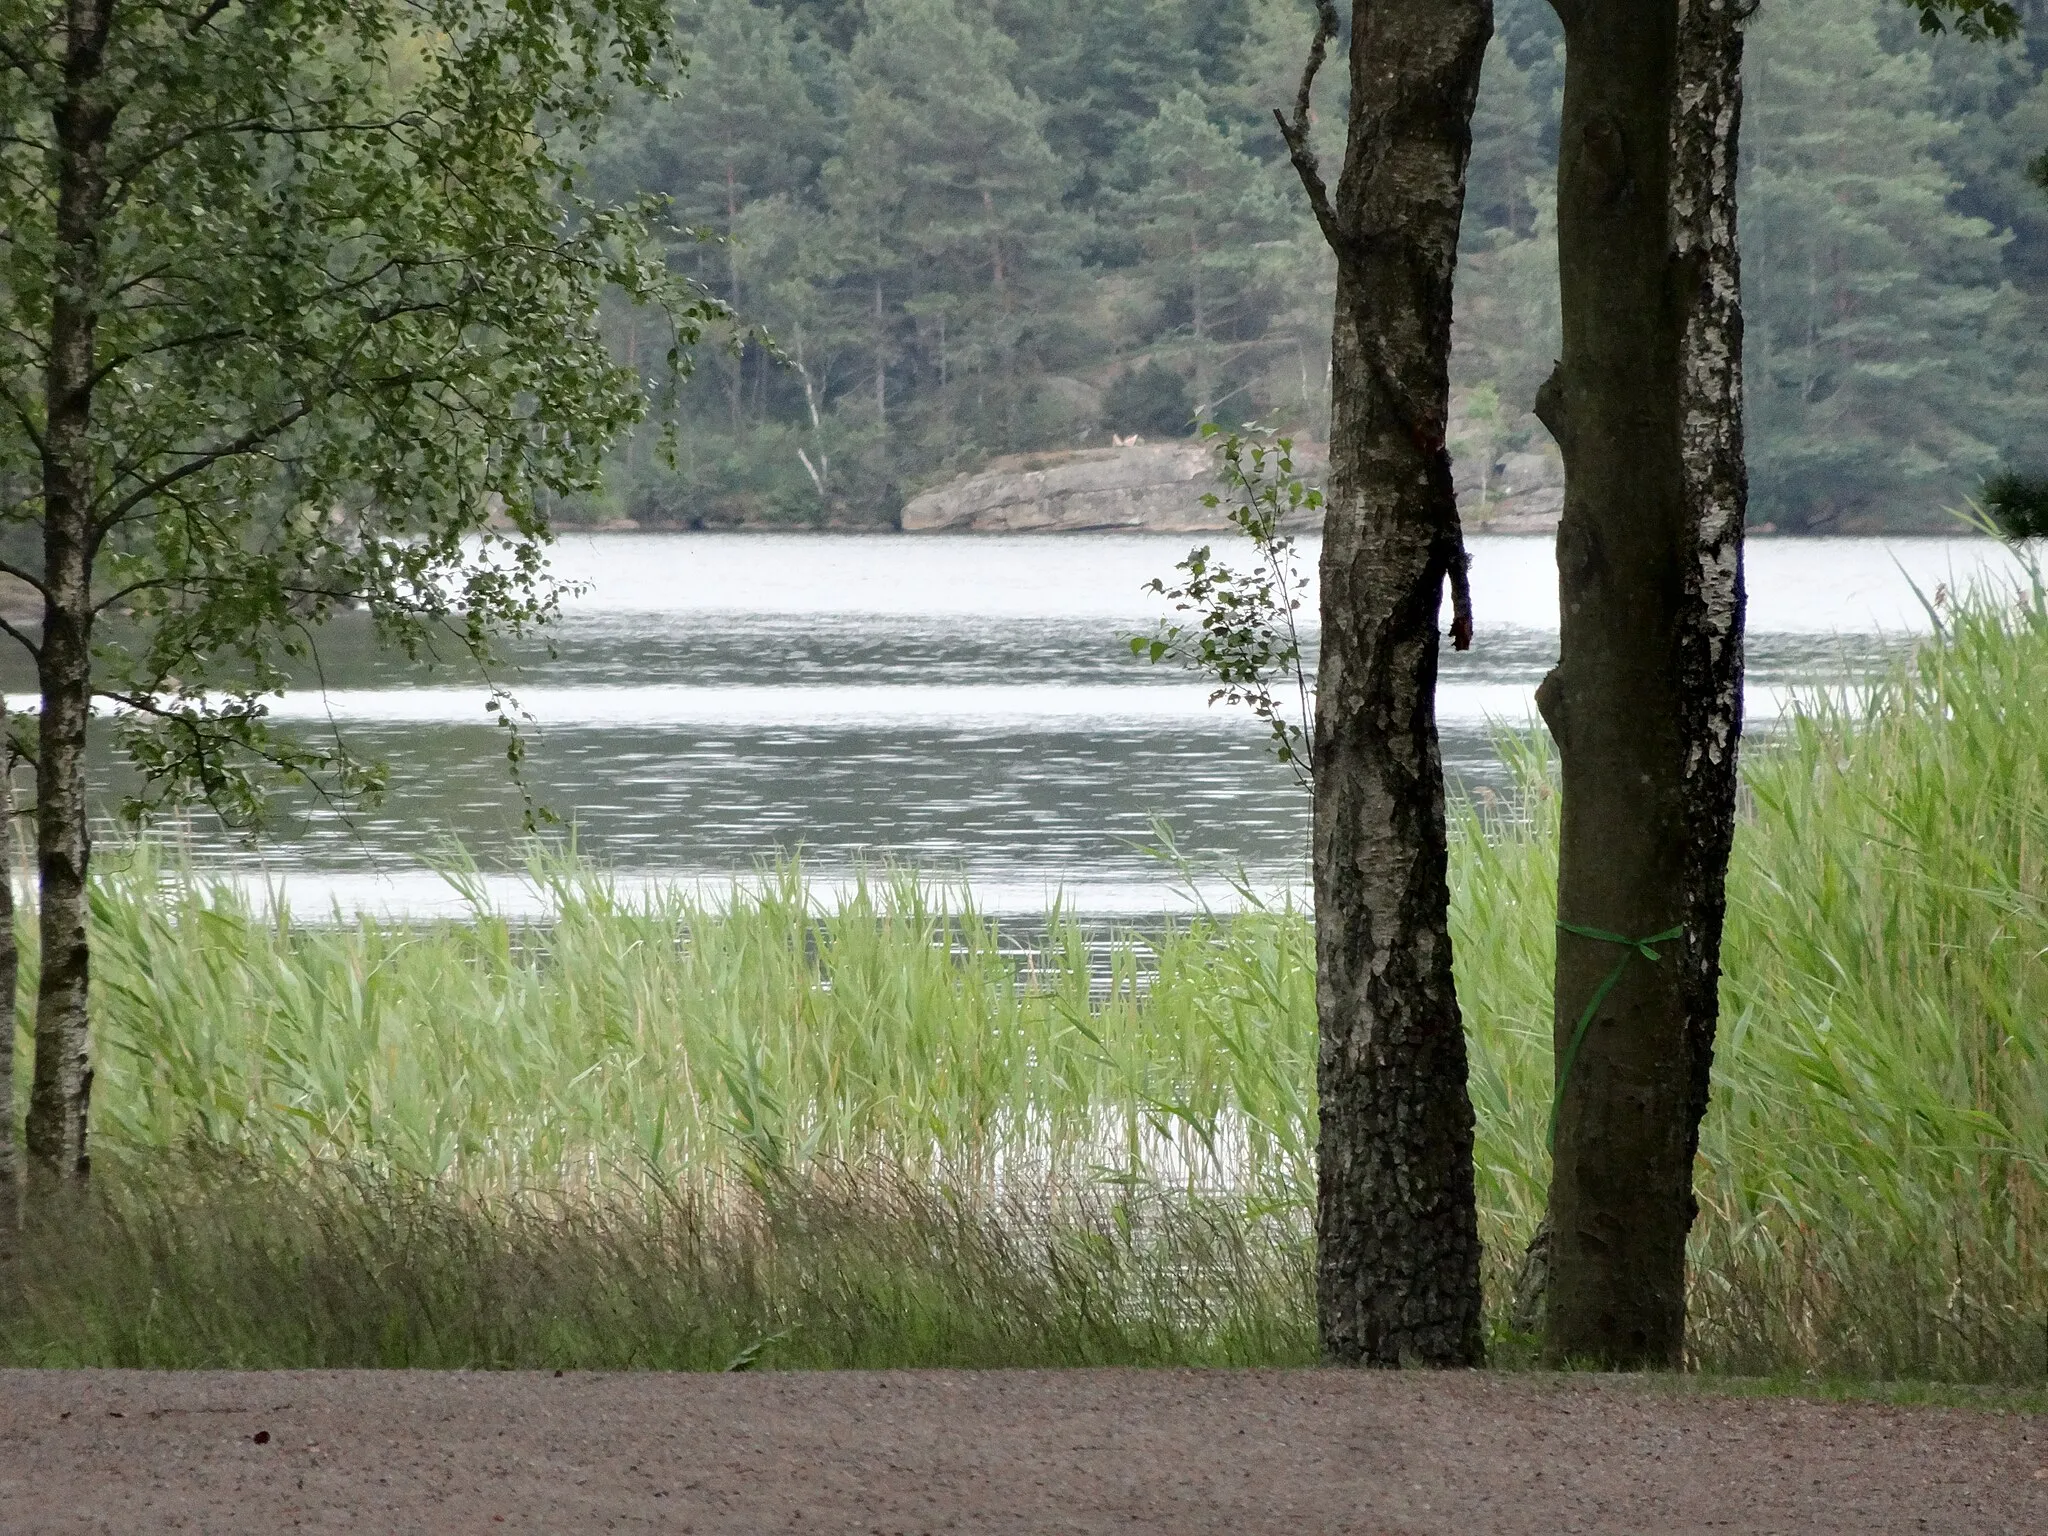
[1669, 0, 1749, 1332]
[1282, 0, 1490, 1367]
[1537, 0, 1746, 1367]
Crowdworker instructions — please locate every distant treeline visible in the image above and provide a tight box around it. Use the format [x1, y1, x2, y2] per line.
[584, 0, 2048, 533]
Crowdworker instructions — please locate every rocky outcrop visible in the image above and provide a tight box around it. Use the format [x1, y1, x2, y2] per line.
[1460, 448, 1565, 533]
[1450, 391, 1566, 533]
[899, 433, 1563, 534]
[902, 443, 1226, 532]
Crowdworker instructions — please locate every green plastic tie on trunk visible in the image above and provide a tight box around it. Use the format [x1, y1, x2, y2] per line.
[1547, 922, 1685, 1150]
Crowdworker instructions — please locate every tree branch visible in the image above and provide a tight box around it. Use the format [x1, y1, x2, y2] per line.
[92, 401, 315, 536]
[0, 377, 44, 453]
[181, 0, 236, 37]
[0, 558, 48, 597]
[1274, 0, 1347, 258]
[0, 613, 40, 664]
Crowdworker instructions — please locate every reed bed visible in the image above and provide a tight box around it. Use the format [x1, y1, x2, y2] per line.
[1, 560, 2043, 1379]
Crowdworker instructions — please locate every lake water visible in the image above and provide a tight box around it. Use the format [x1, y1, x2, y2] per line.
[123, 532, 2024, 918]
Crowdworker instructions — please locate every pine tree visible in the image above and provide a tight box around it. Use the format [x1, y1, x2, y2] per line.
[1208, 0, 1343, 432]
[582, 1, 843, 513]
[1463, 34, 1549, 240]
[1121, 91, 1296, 420]
[600, 0, 831, 306]
[1744, 0, 2016, 528]
[1445, 32, 1560, 453]
[1212, 0, 1347, 161]
[1918, 8, 2048, 476]
[1451, 186, 1561, 438]
[991, 0, 1206, 204]
[824, 0, 1074, 456]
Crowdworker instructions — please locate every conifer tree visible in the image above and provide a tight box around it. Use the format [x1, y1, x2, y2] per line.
[994, 0, 1207, 202]
[1464, 34, 1550, 238]
[595, 0, 832, 436]
[602, 0, 830, 306]
[824, 0, 1072, 452]
[1122, 91, 1295, 418]
[1745, 0, 2016, 528]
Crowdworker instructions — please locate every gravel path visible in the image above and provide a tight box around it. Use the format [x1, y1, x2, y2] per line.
[0, 1367, 2041, 1533]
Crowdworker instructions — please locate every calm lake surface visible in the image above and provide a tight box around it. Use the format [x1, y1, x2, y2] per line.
[124, 532, 2023, 918]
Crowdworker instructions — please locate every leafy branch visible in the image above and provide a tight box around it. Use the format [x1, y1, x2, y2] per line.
[1131, 424, 1319, 788]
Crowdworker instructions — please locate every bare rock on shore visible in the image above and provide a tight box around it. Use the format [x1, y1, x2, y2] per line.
[1456, 443, 1566, 534]
[901, 435, 1564, 535]
[902, 442, 1325, 534]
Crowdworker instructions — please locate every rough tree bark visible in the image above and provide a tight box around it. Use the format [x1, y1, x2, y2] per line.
[25, 0, 116, 1182]
[0, 697, 17, 1214]
[1278, 0, 1490, 1366]
[1533, 0, 1747, 1367]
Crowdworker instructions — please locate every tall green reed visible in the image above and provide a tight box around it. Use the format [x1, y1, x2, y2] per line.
[1443, 556, 2048, 1377]
[4, 555, 2043, 1377]
[77, 861, 1317, 1211]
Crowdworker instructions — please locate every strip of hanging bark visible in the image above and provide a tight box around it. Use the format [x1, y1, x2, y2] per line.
[1282, 0, 1491, 1366]
[1535, 0, 1747, 1368]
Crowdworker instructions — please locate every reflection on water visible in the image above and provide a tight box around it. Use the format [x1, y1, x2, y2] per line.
[96, 533, 2022, 915]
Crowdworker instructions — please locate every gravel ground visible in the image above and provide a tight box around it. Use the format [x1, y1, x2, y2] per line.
[0, 1367, 2042, 1534]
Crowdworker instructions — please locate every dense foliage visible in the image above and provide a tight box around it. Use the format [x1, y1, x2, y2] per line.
[584, 0, 2048, 532]
[0, 0, 721, 818]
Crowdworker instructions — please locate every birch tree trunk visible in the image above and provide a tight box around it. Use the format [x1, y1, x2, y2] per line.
[25, 0, 114, 1183]
[0, 698, 18, 1215]
[1535, 0, 1747, 1367]
[1281, 0, 1490, 1367]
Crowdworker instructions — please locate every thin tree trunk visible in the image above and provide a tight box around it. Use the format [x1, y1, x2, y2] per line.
[1281, 0, 1489, 1367]
[1534, 0, 1746, 1367]
[725, 163, 745, 432]
[25, 0, 115, 1184]
[981, 186, 1007, 304]
[0, 698, 18, 1214]
[872, 278, 887, 430]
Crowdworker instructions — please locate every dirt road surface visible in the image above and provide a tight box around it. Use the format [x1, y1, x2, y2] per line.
[0, 1367, 2041, 1533]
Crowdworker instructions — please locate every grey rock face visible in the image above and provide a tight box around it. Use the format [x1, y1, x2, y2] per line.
[900, 437, 1562, 534]
[1461, 445, 1566, 533]
[902, 444, 1223, 532]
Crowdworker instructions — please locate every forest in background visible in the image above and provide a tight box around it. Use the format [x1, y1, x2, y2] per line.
[583, 0, 2048, 533]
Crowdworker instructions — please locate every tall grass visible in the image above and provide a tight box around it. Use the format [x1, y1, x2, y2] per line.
[80, 861, 1319, 1210]
[1698, 561, 2048, 1378]
[1448, 560, 2048, 1377]
[2, 561, 2043, 1378]
[4, 1158, 1312, 1370]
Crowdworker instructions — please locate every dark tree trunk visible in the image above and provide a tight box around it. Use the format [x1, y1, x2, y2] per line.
[1281, 0, 1490, 1367]
[25, 0, 116, 1184]
[1534, 0, 1746, 1367]
[1668, 0, 1749, 1338]
[0, 698, 17, 1214]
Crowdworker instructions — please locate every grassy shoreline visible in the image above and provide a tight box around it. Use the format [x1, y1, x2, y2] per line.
[2, 565, 2044, 1380]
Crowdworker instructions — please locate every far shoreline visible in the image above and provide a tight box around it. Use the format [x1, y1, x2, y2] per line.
[546, 520, 1976, 539]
